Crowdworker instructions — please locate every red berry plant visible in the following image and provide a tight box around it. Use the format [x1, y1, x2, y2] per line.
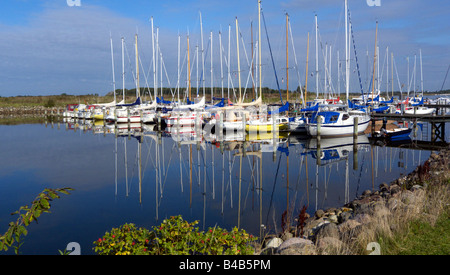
[93, 215, 257, 255]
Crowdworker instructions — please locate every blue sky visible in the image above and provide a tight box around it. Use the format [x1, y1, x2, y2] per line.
[0, 0, 449, 98]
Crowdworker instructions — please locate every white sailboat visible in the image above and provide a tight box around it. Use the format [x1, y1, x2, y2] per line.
[307, 0, 370, 137]
[404, 49, 435, 115]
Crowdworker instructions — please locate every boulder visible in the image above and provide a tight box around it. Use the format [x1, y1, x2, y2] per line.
[265, 237, 283, 249]
[315, 209, 325, 219]
[315, 223, 339, 240]
[277, 238, 316, 255]
[338, 219, 361, 233]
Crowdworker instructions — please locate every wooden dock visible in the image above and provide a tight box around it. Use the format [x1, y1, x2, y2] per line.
[370, 110, 450, 143]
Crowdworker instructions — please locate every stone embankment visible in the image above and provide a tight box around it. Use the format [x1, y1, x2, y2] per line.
[256, 149, 449, 255]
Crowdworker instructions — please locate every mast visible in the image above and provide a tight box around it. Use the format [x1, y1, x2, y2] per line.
[305, 32, 310, 107]
[110, 33, 116, 103]
[160, 38, 163, 99]
[236, 17, 242, 103]
[371, 21, 378, 106]
[135, 34, 140, 98]
[286, 13, 289, 103]
[391, 52, 394, 98]
[220, 31, 224, 98]
[345, 0, 349, 103]
[407, 56, 410, 98]
[211, 31, 214, 102]
[177, 34, 181, 102]
[258, 0, 262, 99]
[251, 21, 255, 100]
[151, 17, 156, 102]
[122, 37, 125, 102]
[386, 47, 389, 98]
[187, 33, 191, 100]
[200, 11, 205, 98]
[420, 49, 423, 96]
[337, 50, 340, 96]
[315, 14, 319, 98]
[228, 24, 231, 100]
[196, 45, 199, 97]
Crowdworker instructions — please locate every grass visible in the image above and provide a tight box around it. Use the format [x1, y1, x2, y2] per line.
[389, 211, 450, 255]
[315, 161, 450, 255]
[359, 178, 449, 255]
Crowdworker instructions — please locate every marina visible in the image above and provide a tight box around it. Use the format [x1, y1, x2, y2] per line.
[0, 108, 448, 254]
[1, 0, 450, 256]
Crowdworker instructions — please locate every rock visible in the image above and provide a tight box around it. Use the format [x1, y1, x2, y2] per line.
[327, 214, 338, 223]
[354, 200, 371, 215]
[400, 190, 417, 205]
[281, 231, 293, 241]
[338, 219, 361, 233]
[277, 237, 313, 250]
[411, 185, 423, 191]
[390, 184, 401, 196]
[338, 211, 353, 223]
[387, 197, 402, 211]
[315, 209, 325, 219]
[430, 153, 439, 160]
[259, 247, 277, 255]
[265, 237, 283, 249]
[277, 238, 316, 255]
[315, 223, 339, 240]
[325, 207, 337, 215]
[379, 183, 389, 192]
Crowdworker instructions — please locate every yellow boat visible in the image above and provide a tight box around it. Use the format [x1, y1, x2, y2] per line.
[245, 117, 289, 132]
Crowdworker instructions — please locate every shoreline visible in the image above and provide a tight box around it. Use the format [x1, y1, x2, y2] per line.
[257, 148, 449, 255]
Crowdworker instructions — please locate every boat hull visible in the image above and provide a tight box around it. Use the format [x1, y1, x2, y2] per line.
[307, 119, 370, 137]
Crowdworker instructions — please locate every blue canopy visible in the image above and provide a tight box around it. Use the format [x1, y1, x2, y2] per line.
[117, 97, 141, 107]
[380, 97, 394, 104]
[205, 98, 225, 109]
[374, 106, 390, 113]
[310, 111, 341, 124]
[300, 103, 319, 112]
[156, 97, 172, 104]
[412, 97, 424, 106]
[268, 102, 289, 115]
[186, 97, 195, 105]
[367, 95, 380, 102]
[348, 100, 367, 109]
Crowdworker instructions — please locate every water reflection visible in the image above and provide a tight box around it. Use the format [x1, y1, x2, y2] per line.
[0, 116, 447, 254]
[59, 117, 445, 228]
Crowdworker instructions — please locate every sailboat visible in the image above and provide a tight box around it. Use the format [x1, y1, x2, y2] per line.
[307, 0, 370, 137]
[246, 116, 289, 132]
[92, 35, 127, 121]
[404, 50, 435, 115]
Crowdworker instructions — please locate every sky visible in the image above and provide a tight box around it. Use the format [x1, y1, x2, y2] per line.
[0, 0, 449, 98]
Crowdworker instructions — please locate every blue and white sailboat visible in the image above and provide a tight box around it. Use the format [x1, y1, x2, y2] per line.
[307, 0, 370, 137]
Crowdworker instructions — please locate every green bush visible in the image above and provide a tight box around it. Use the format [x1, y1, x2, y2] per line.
[0, 188, 73, 254]
[44, 99, 55, 108]
[93, 215, 257, 255]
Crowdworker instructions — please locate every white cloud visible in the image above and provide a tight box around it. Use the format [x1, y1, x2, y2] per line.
[0, 5, 144, 96]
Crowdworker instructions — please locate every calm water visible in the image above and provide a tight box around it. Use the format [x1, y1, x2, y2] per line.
[0, 117, 447, 255]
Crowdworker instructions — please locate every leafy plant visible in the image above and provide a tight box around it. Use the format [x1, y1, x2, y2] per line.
[93, 215, 258, 255]
[0, 188, 73, 254]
